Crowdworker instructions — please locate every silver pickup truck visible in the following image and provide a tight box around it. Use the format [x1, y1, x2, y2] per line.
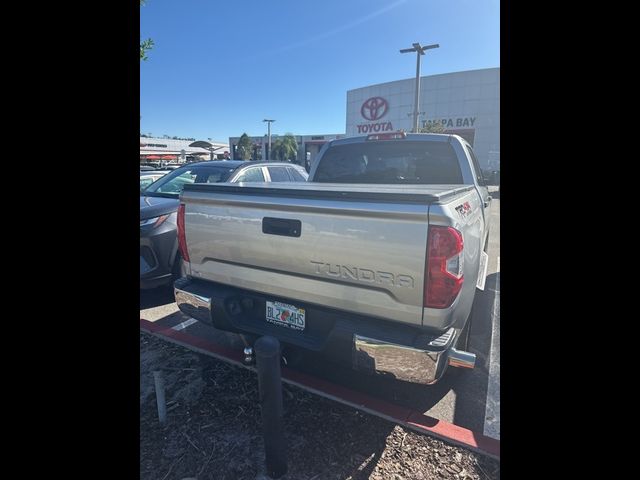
[174, 132, 491, 384]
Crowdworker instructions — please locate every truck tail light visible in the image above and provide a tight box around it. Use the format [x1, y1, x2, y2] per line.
[177, 204, 190, 263]
[424, 226, 464, 308]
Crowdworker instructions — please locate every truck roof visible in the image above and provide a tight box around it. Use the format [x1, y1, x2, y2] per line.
[326, 132, 462, 148]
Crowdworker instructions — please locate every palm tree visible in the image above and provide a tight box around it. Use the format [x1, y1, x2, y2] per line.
[419, 121, 446, 133]
[237, 133, 253, 160]
[270, 133, 298, 161]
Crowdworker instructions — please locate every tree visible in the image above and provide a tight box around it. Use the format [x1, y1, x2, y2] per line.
[270, 133, 298, 161]
[419, 121, 446, 134]
[237, 133, 253, 160]
[140, 38, 154, 61]
[270, 139, 283, 160]
[140, 1, 154, 61]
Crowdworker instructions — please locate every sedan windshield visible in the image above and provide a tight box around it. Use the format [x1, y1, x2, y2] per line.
[143, 165, 237, 197]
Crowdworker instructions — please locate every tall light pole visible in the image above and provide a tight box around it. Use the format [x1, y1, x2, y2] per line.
[263, 119, 275, 160]
[400, 42, 439, 133]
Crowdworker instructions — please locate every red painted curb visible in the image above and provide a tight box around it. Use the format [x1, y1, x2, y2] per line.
[140, 318, 500, 460]
[140, 319, 166, 334]
[406, 412, 500, 458]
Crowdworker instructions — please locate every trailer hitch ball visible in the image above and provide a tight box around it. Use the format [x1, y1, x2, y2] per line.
[243, 346, 255, 365]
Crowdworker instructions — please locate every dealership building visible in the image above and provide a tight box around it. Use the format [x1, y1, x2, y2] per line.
[216, 68, 498, 170]
[140, 136, 229, 163]
[346, 67, 500, 169]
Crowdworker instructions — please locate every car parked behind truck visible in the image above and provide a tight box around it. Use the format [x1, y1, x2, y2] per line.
[140, 161, 308, 289]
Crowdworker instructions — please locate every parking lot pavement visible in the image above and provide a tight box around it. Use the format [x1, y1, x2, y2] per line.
[140, 285, 180, 320]
[140, 195, 500, 438]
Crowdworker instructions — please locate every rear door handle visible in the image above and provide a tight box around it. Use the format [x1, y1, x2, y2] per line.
[262, 217, 302, 237]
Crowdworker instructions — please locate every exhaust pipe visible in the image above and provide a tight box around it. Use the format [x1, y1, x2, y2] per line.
[448, 348, 476, 369]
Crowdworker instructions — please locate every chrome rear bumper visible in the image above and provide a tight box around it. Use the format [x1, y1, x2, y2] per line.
[174, 277, 475, 386]
[353, 329, 475, 385]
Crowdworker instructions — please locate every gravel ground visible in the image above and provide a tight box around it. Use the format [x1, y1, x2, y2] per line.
[140, 332, 500, 480]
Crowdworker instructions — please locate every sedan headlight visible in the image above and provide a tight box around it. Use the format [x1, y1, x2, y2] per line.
[140, 214, 170, 228]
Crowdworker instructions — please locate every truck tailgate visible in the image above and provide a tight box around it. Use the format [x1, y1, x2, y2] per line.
[181, 182, 470, 327]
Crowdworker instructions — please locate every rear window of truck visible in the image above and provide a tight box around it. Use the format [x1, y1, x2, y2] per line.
[314, 141, 463, 184]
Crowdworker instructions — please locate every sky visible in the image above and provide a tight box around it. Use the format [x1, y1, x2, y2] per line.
[140, 0, 499, 143]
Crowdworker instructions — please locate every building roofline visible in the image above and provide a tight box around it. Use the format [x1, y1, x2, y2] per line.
[346, 66, 500, 93]
[228, 133, 344, 139]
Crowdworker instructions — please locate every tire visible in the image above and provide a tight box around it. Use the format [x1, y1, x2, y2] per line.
[171, 251, 184, 281]
[465, 235, 487, 349]
[457, 233, 487, 354]
[446, 307, 473, 381]
[456, 304, 473, 351]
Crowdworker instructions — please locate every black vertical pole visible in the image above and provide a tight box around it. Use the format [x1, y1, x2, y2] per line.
[254, 336, 287, 478]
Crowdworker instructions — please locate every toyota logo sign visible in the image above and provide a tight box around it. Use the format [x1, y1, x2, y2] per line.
[361, 97, 389, 121]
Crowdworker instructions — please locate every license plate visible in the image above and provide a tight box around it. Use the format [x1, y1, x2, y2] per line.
[265, 301, 306, 331]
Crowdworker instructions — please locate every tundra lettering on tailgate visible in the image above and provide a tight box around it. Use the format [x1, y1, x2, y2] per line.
[310, 261, 414, 288]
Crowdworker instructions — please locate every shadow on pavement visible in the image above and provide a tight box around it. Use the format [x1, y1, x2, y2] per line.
[140, 285, 175, 310]
[451, 272, 500, 432]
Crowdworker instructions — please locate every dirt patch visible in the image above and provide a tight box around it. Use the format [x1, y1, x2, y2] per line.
[140, 332, 500, 479]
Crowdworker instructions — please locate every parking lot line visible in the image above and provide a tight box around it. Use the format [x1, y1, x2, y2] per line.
[483, 257, 500, 440]
[171, 318, 198, 331]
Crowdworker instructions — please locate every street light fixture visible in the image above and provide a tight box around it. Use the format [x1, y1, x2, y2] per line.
[263, 119, 275, 160]
[399, 42, 439, 133]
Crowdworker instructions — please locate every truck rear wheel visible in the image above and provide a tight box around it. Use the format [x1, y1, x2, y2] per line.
[456, 306, 473, 351]
[446, 310, 474, 381]
[171, 252, 185, 281]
